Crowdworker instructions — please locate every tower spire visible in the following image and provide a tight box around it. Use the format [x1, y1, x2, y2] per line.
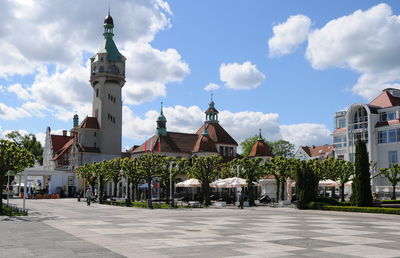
[258, 128, 263, 141]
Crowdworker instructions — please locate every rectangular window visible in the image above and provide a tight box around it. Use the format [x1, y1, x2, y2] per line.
[388, 112, 396, 120]
[219, 146, 223, 155]
[337, 155, 344, 160]
[337, 119, 346, 129]
[378, 131, 387, 144]
[388, 129, 397, 143]
[380, 112, 388, 122]
[349, 153, 355, 162]
[94, 132, 97, 137]
[397, 128, 400, 142]
[96, 89, 99, 97]
[389, 151, 398, 167]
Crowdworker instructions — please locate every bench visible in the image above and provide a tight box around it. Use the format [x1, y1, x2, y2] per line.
[188, 201, 200, 208]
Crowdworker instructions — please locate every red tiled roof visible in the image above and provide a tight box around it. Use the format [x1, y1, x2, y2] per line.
[192, 134, 217, 153]
[131, 133, 199, 154]
[195, 123, 238, 146]
[249, 140, 272, 157]
[79, 116, 100, 129]
[52, 138, 73, 160]
[51, 135, 74, 155]
[375, 119, 400, 128]
[301, 144, 334, 158]
[334, 128, 347, 133]
[369, 90, 400, 108]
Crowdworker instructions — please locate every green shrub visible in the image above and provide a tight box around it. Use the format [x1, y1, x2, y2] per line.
[307, 202, 326, 209]
[315, 197, 341, 206]
[381, 200, 400, 204]
[323, 205, 400, 215]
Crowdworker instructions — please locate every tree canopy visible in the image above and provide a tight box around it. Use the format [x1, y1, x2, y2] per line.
[6, 131, 43, 165]
[0, 139, 34, 213]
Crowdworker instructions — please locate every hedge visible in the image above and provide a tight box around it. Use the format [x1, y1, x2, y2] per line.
[321, 205, 400, 215]
[381, 200, 400, 204]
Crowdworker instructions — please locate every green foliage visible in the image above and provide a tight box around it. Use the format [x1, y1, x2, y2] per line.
[321, 157, 354, 202]
[240, 137, 294, 158]
[1, 204, 28, 216]
[351, 140, 373, 207]
[6, 131, 43, 165]
[269, 140, 295, 158]
[375, 164, 400, 200]
[240, 136, 260, 157]
[322, 205, 400, 215]
[189, 155, 222, 205]
[229, 157, 265, 206]
[136, 154, 166, 209]
[0, 139, 34, 214]
[295, 160, 318, 209]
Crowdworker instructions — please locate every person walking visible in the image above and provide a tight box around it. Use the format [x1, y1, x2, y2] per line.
[86, 187, 93, 206]
[238, 191, 244, 209]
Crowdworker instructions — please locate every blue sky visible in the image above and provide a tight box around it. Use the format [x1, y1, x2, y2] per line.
[0, 0, 399, 151]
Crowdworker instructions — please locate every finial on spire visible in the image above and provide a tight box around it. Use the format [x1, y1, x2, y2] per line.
[108, 0, 111, 15]
[160, 101, 163, 113]
[211, 92, 213, 102]
[258, 128, 263, 141]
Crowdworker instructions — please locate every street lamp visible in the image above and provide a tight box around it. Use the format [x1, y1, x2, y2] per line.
[231, 164, 242, 206]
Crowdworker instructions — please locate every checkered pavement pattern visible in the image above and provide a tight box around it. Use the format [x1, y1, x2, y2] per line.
[6, 199, 400, 257]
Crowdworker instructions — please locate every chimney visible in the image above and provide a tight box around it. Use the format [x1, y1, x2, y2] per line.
[62, 130, 67, 136]
[312, 145, 315, 149]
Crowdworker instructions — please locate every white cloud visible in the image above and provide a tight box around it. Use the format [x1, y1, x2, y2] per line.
[280, 123, 332, 148]
[0, 102, 31, 120]
[7, 83, 31, 100]
[268, 15, 311, 57]
[122, 105, 330, 149]
[122, 43, 190, 105]
[219, 62, 266, 90]
[0, 0, 189, 121]
[306, 3, 400, 100]
[204, 83, 220, 91]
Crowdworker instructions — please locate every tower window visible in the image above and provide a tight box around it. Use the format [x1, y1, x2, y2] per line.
[99, 66, 104, 72]
[94, 132, 97, 137]
[94, 142, 96, 148]
[108, 93, 110, 100]
[96, 89, 99, 97]
[110, 65, 119, 74]
[100, 57, 104, 62]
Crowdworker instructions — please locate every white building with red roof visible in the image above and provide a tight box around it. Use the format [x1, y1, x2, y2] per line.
[294, 144, 335, 161]
[129, 100, 239, 161]
[332, 88, 400, 195]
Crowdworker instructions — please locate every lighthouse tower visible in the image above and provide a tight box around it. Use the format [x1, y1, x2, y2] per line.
[90, 11, 126, 155]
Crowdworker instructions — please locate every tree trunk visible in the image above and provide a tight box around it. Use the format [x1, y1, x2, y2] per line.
[203, 183, 210, 206]
[280, 179, 286, 201]
[340, 183, 345, 202]
[126, 179, 131, 202]
[248, 185, 256, 206]
[147, 178, 153, 209]
[275, 177, 280, 203]
[392, 183, 397, 200]
[0, 171, 4, 214]
[113, 178, 118, 197]
[98, 175, 104, 204]
[165, 180, 170, 204]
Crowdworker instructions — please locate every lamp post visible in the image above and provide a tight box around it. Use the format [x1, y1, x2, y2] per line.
[231, 164, 242, 205]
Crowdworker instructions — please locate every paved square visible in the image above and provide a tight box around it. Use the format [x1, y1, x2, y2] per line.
[2, 199, 400, 257]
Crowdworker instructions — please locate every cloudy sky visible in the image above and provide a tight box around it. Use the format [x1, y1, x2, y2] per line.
[1, 0, 399, 151]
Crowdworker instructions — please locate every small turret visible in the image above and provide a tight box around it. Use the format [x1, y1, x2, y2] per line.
[156, 102, 167, 136]
[205, 94, 219, 123]
[73, 113, 79, 128]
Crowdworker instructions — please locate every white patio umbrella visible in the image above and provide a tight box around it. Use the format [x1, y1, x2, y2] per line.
[175, 178, 201, 188]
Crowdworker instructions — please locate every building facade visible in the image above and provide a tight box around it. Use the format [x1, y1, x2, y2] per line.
[129, 100, 239, 160]
[27, 12, 125, 196]
[332, 88, 400, 193]
[294, 144, 335, 161]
